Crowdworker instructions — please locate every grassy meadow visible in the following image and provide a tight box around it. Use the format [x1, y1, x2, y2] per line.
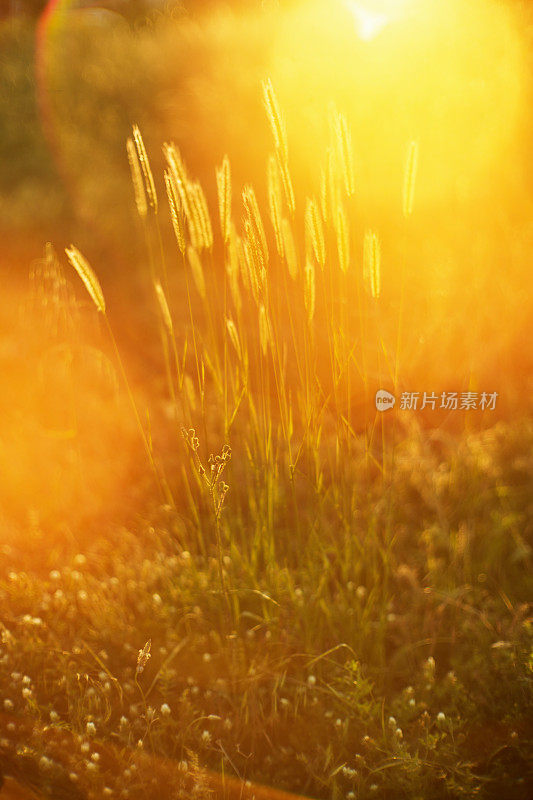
[0, 1, 532, 799]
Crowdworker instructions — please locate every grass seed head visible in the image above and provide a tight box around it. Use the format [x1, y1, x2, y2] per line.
[136, 639, 151, 675]
[132, 125, 158, 213]
[126, 137, 148, 219]
[154, 282, 173, 333]
[164, 170, 186, 254]
[304, 259, 316, 323]
[263, 78, 288, 163]
[267, 154, 284, 257]
[65, 246, 106, 314]
[305, 196, 326, 268]
[335, 204, 349, 274]
[216, 155, 232, 245]
[363, 229, 381, 298]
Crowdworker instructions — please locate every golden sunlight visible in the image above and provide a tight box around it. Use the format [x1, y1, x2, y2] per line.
[1, 0, 532, 796]
[343, 0, 408, 40]
[272, 0, 525, 207]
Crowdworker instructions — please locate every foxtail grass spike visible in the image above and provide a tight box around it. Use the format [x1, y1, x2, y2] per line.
[132, 125, 158, 213]
[127, 137, 148, 219]
[165, 170, 186, 254]
[216, 156, 232, 245]
[65, 246, 106, 314]
[363, 230, 381, 299]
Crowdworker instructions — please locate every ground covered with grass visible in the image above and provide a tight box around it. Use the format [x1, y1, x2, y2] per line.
[1, 416, 532, 799]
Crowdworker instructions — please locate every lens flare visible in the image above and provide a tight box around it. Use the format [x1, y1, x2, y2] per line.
[344, 1, 393, 40]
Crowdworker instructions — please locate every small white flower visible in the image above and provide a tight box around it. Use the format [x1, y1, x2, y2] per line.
[201, 729, 211, 744]
[86, 721, 96, 737]
[409, 698, 416, 707]
[22, 675, 31, 686]
[78, 590, 88, 601]
[74, 554, 87, 566]
[395, 727, 403, 739]
[437, 711, 446, 723]
[39, 756, 53, 770]
[81, 742, 90, 754]
[3, 699, 14, 711]
[307, 675, 316, 687]
[152, 593, 162, 606]
[160, 703, 171, 716]
[356, 585, 367, 600]
[119, 715, 128, 728]
[22, 687, 32, 699]
[388, 716, 396, 728]
[91, 752, 100, 762]
[49, 570, 61, 581]
[50, 710, 59, 722]
[86, 761, 98, 772]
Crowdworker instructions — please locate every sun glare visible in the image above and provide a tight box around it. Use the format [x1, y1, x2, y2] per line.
[272, 0, 524, 208]
[342, 0, 417, 40]
[344, 1, 394, 40]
